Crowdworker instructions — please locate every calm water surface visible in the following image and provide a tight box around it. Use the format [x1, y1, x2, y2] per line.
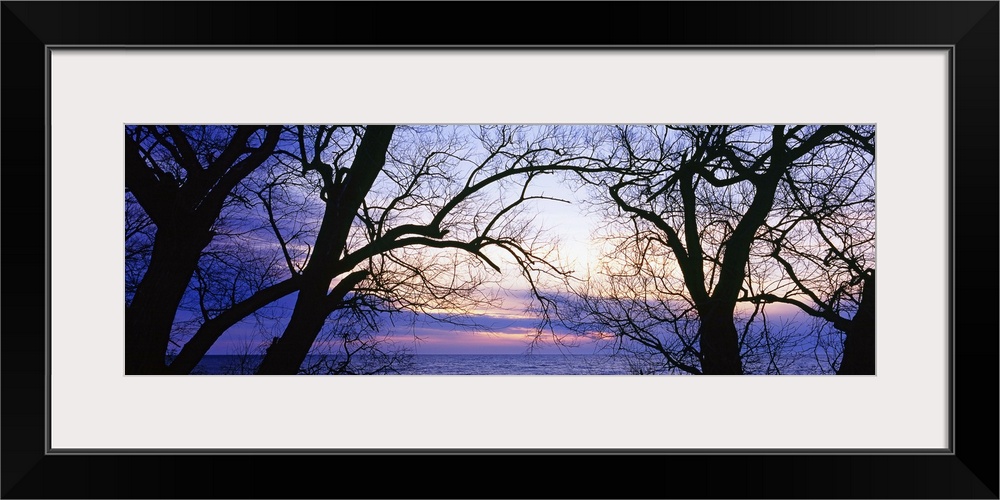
[186, 354, 637, 375]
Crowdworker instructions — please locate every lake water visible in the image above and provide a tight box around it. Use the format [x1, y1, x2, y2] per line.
[181, 353, 827, 375]
[186, 354, 640, 375]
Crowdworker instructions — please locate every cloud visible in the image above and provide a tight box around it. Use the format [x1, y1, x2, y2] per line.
[200, 287, 820, 357]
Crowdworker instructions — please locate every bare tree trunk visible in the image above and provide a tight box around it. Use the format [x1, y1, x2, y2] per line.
[166, 278, 300, 374]
[838, 274, 875, 375]
[255, 126, 395, 375]
[255, 283, 330, 375]
[125, 231, 205, 374]
[125, 125, 283, 374]
[697, 303, 743, 375]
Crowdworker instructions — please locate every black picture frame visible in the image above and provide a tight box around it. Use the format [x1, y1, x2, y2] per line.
[2, 2, 996, 498]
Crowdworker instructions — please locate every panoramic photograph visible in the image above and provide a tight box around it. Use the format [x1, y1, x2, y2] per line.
[125, 124, 875, 375]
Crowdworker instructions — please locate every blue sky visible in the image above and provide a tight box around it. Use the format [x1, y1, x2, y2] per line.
[136, 125, 870, 368]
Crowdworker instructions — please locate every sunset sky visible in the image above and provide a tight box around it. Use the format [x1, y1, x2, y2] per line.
[128, 124, 869, 364]
[201, 169, 609, 356]
[195, 162, 810, 357]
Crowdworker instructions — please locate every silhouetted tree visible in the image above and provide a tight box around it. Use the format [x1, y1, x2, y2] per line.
[746, 126, 875, 374]
[255, 125, 605, 374]
[563, 125, 874, 374]
[134, 125, 607, 375]
[125, 125, 282, 374]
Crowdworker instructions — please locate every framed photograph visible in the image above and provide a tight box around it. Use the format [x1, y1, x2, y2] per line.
[3, 2, 996, 498]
